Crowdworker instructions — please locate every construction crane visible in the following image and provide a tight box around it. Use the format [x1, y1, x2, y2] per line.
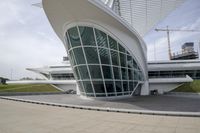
[155, 26, 200, 60]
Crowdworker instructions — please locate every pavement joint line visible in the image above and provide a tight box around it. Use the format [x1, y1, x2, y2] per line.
[0, 96, 200, 117]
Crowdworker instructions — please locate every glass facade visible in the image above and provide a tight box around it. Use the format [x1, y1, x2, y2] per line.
[149, 70, 200, 79]
[66, 26, 144, 97]
[51, 73, 74, 80]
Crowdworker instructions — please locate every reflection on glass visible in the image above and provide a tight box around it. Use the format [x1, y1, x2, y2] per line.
[111, 50, 119, 66]
[78, 65, 90, 80]
[102, 65, 112, 79]
[89, 65, 102, 79]
[79, 26, 95, 46]
[120, 53, 126, 67]
[73, 47, 86, 65]
[98, 48, 110, 65]
[119, 43, 125, 53]
[95, 29, 108, 48]
[108, 36, 118, 50]
[93, 81, 105, 93]
[113, 67, 121, 80]
[68, 27, 81, 47]
[84, 47, 99, 64]
[83, 81, 93, 93]
[105, 81, 115, 93]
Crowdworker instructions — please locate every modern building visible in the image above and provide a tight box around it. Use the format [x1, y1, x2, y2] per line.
[40, 0, 190, 98]
[171, 42, 199, 60]
[27, 58, 200, 95]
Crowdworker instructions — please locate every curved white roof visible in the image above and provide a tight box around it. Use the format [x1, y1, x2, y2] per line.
[101, 0, 186, 36]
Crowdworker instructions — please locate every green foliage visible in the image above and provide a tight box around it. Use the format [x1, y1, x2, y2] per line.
[0, 84, 60, 92]
[173, 80, 200, 93]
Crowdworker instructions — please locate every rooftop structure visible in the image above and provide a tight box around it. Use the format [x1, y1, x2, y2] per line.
[171, 42, 199, 60]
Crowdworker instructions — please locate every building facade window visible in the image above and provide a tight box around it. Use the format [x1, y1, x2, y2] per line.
[66, 26, 144, 97]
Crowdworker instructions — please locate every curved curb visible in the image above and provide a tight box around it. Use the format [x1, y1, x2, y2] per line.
[0, 92, 65, 96]
[0, 96, 200, 117]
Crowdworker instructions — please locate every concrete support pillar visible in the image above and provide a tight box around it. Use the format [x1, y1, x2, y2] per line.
[140, 81, 149, 95]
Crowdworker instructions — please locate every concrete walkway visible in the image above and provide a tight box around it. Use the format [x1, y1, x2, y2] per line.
[9, 94, 200, 112]
[0, 99, 200, 133]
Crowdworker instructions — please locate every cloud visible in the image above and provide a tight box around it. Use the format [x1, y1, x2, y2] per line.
[0, 0, 66, 79]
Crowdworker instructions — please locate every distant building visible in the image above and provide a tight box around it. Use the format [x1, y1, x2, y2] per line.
[0, 77, 8, 85]
[171, 42, 199, 60]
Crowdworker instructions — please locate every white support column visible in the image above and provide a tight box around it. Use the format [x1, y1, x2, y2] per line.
[76, 84, 80, 95]
[140, 80, 149, 95]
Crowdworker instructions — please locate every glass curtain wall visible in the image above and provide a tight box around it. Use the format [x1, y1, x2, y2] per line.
[66, 26, 144, 97]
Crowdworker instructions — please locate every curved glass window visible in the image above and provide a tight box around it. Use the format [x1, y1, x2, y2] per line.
[67, 27, 81, 48]
[102, 65, 112, 79]
[66, 26, 144, 97]
[98, 48, 110, 65]
[84, 47, 99, 64]
[108, 36, 118, 50]
[89, 65, 102, 79]
[79, 26, 95, 46]
[95, 29, 108, 48]
[78, 65, 90, 80]
[73, 47, 86, 65]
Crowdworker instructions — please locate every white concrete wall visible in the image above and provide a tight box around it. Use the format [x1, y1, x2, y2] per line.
[53, 84, 76, 92]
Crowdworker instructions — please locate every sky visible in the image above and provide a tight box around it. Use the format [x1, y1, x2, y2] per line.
[0, 0, 200, 80]
[144, 0, 200, 61]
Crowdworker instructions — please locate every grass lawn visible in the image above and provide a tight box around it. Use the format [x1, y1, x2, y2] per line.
[0, 84, 61, 93]
[172, 80, 200, 93]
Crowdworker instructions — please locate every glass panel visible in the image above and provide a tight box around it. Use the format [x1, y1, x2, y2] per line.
[92, 81, 105, 93]
[115, 81, 122, 92]
[129, 81, 133, 91]
[73, 47, 86, 65]
[82, 81, 93, 93]
[67, 27, 81, 47]
[79, 26, 95, 46]
[108, 36, 118, 50]
[69, 50, 76, 66]
[89, 65, 102, 79]
[120, 53, 126, 67]
[102, 65, 112, 79]
[77, 81, 84, 92]
[110, 50, 119, 66]
[78, 65, 90, 80]
[65, 32, 71, 50]
[119, 43, 126, 53]
[105, 81, 115, 93]
[128, 69, 133, 80]
[74, 67, 80, 80]
[134, 70, 139, 80]
[84, 47, 99, 64]
[98, 48, 110, 65]
[127, 55, 133, 68]
[113, 67, 120, 80]
[123, 81, 128, 91]
[133, 59, 138, 69]
[121, 68, 128, 80]
[138, 71, 143, 81]
[95, 29, 108, 48]
[134, 82, 138, 89]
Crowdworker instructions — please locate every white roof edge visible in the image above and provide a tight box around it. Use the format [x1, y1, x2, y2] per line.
[148, 60, 200, 64]
[149, 75, 193, 83]
[90, 0, 147, 51]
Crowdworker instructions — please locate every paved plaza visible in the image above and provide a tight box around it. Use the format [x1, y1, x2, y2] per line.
[9, 94, 200, 112]
[0, 99, 200, 133]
